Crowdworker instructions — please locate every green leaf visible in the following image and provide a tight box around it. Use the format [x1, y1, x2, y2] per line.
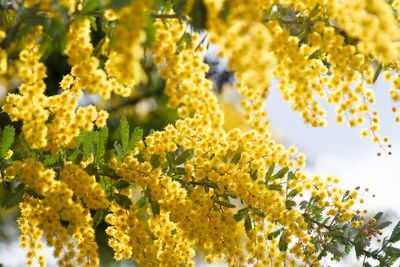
[267, 228, 283, 240]
[68, 148, 83, 164]
[113, 142, 124, 160]
[244, 215, 252, 233]
[1, 184, 25, 209]
[150, 154, 160, 168]
[308, 50, 321, 59]
[376, 221, 392, 230]
[230, 152, 241, 164]
[189, 0, 207, 31]
[287, 189, 298, 199]
[0, 126, 15, 158]
[253, 208, 265, 218]
[268, 184, 283, 192]
[374, 212, 384, 221]
[218, 0, 231, 22]
[175, 149, 193, 165]
[279, 231, 288, 252]
[390, 221, 400, 243]
[373, 64, 383, 84]
[112, 193, 132, 209]
[150, 198, 160, 216]
[108, 0, 132, 9]
[81, 0, 101, 14]
[119, 117, 130, 152]
[265, 163, 275, 182]
[82, 131, 95, 159]
[214, 199, 236, 208]
[173, 0, 187, 15]
[96, 126, 108, 163]
[250, 169, 258, 181]
[324, 244, 344, 258]
[233, 213, 246, 222]
[354, 236, 367, 259]
[384, 246, 400, 257]
[93, 209, 107, 226]
[145, 16, 156, 47]
[99, 176, 112, 191]
[271, 167, 289, 181]
[127, 127, 143, 153]
[43, 153, 61, 167]
[136, 195, 148, 208]
[113, 180, 131, 190]
[285, 200, 296, 209]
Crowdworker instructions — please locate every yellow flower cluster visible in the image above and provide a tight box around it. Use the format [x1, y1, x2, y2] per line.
[3, 30, 108, 151]
[64, 18, 112, 98]
[1, 1, 391, 266]
[329, 0, 400, 63]
[204, 0, 275, 134]
[101, 18, 362, 266]
[61, 162, 109, 210]
[7, 159, 103, 266]
[103, 1, 151, 95]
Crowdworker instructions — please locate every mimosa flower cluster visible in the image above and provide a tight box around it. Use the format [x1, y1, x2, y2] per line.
[0, 0, 399, 266]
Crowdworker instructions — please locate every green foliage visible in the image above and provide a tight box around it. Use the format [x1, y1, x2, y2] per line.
[0, 126, 15, 158]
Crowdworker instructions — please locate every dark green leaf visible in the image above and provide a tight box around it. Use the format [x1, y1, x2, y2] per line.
[233, 213, 246, 222]
[175, 149, 193, 165]
[384, 246, 400, 257]
[253, 208, 265, 218]
[218, 0, 231, 22]
[285, 200, 296, 209]
[373, 64, 383, 84]
[267, 228, 283, 240]
[244, 215, 252, 233]
[268, 184, 283, 192]
[189, 0, 207, 31]
[308, 50, 321, 59]
[108, 0, 132, 9]
[214, 198, 236, 208]
[150, 198, 160, 216]
[93, 209, 107, 226]
[265, 162, 275, 182]
[173, 0, 187, 15]
[287, 189, 298, 199]
[250, 169, 258, 181]
[150, 154, 160, 168]
[271, 167, 289, 181]
[113, 193, 132, 209]
[376, 221, 392, 230]
[374, 212, 384, 221]
[1, 184, 25, 209]
[113, 180, 131, 190]
[390, 221, 400, 243]
[230, 152, 241, 164]
[279, 231, 288, 252]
